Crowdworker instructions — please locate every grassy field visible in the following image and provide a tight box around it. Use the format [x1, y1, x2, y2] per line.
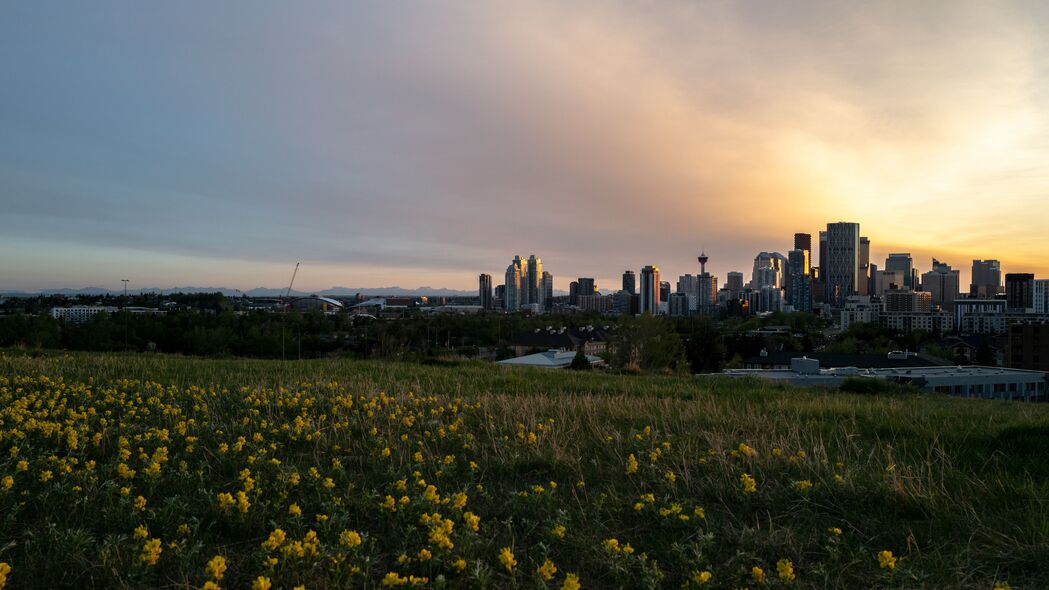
[0, 349, 1047, 589]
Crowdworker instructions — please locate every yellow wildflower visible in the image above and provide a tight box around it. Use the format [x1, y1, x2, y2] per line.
[140, 538, 162, 565]
[740, 473, 757, 494]
[262, 528, 287, 551]
[252, 577, 272, 590]
[133, 495, 147, 511]
[691, 570, 712, 584]
[776, 559, 795, 581]
[551, 524, 566, 538]
[562, 573, 581, 590]
[498, 547, 517, 572]
[206, 555, 227, 580]
[537, 559, 557, 580]
[340, 530, 362, 549]
[626, 454, 639, 474]
[288, 503, 302, 516]
[752, 566, 765, 583]
[878, 550, 897, 570]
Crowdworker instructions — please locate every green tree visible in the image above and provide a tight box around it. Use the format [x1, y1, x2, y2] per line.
[610, 314, 686, 373]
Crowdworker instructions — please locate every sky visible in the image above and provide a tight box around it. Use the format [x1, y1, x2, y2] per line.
[2, 1, 1048, 292]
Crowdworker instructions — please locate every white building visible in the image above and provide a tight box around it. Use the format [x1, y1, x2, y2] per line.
[880, 311, 953, 333]
[497, 349, 604, 369]
[50, 306, 118, 323]
[840, 296, 879, 330]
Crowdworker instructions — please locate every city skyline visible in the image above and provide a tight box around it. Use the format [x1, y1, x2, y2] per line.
[4, 2, 1049, 292]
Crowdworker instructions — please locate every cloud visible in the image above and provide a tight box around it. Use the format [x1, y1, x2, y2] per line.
[1, 1, 1047, 290]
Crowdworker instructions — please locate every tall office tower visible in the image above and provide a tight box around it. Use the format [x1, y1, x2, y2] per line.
[577, 278, 596, 298]
[787, 249, 812, 312]
[504, 260, 522, 311]
[873, 270, 904, 296]
[885, 253, 914, 289]
[568, 281, 579, 305]
[970, 259, 1002, 298]
[1035, 280, 1049, 314]
[1006, 273, 1035, 311]
[622, 270, 636, 295]
[541, 271, 554, 310]
[677, 274, 699, 311]
[920, 259, 961, 310]
[825, 222, 860, 307]
[857, 237, 871, 295]
[668, 293, 690, 317]
[793, 234, 812, 274]
[750, 252, 787, 289]
[659, 281, 671, 306]
[640, 265, 661, 314]
[478, 274, 493, 310]
[818, 231, 828, 273]
[524, 255, 542, 306]
[726, 272, 744, 296]
[695, 252, 717, 314]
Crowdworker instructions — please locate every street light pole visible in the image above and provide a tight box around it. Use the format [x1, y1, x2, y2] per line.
[122, 279, 129, 351]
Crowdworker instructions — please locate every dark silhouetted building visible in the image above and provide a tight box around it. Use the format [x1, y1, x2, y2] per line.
[479, 273, 493, 310]
[1006, 273, 1035, 311]
[970, 259, 1002, 298]
[640, 265, 661, 314]
[1008, 322, 1049, 371]
[622, 270, 636, 295]
[825, 221, 860, 307]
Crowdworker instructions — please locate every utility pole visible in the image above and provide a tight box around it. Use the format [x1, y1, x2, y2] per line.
[121, 279, 129, 351]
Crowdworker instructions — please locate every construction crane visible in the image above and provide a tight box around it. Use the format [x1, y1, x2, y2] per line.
[281, 262, 300, 360]
[283, 262, 300, 306]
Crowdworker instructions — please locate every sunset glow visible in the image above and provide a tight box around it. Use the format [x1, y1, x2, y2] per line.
[2, 2, 1048, 291]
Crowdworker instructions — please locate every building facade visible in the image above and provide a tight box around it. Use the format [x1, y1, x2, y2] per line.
[970, 259, 1002, 298]
[920, 259, 960, 311]
[639, 265, 661, 314]
[478, 274, 493, 310]
[825, 222, 861, 307]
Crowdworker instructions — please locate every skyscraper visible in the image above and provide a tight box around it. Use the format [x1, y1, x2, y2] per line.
[676, 274, 699, 311]
[504, 258, 523, 311]
[622, 271, 636, 295]
[478, 273, 493, 310]
[825, 222, 860, 307]
[541, 271, 554, 311]
[787, 249, 812, 312]
[970, 260, 1002, 298]
[750, 252, 787, 289]
[726, 272, 744, 295]
[640, 266, 661, 314]
[696, 251, 717, 314]
[524, 255, 542, 307]
[793, 233, 812, 274]
[858, 236, 871, 295]
[885, 254, 914, 289]
[576, 278, 596, 298]
[920, 259, 961, 310]
[659, 281, 671, 307]
[818, 231, 828, 274]
[1006, 273, 1035, 311]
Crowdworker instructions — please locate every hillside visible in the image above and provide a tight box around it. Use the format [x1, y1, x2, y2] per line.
[0, 350, 1046, 589]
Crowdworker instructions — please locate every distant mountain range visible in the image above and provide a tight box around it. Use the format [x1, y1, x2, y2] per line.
[2, 285, 573, 298]
[1, 286, 479, 298]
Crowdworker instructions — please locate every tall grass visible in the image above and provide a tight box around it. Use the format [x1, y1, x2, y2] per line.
[1, 349, 1047, 588]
